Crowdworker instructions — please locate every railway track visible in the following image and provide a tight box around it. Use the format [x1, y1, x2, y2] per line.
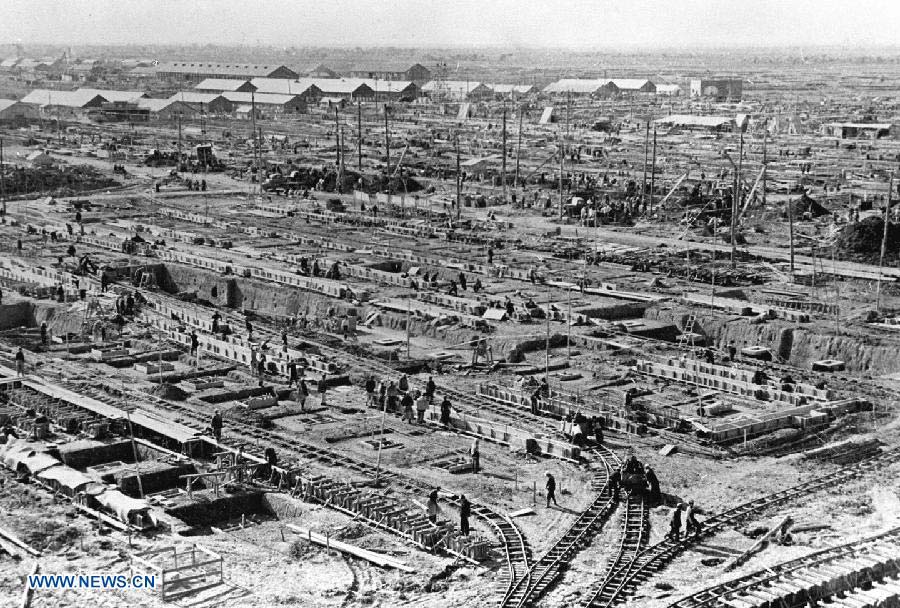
[580, 493, 650, 608]
[667, 526, 900, 608]
[499, 444, 622, 608]
[576, 446, 900, 608]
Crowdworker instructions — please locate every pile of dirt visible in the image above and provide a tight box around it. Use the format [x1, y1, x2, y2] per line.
[146, 382, 189, 401]
[835, 216, 900, 260]
[784, 192, 830, 218]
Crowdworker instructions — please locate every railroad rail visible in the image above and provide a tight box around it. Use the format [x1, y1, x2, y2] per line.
[583, 492, 650, 608]
[577, 446, 900, 608]
[667, 526, 900, 608]
[500, 444, 622, 608]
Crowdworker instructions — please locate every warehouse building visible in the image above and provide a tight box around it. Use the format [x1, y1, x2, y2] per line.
[821, 122, 892, 139]
[421, 80, 493, 101]
[345, 62, 432, 85]
[156, 61, 298, 83]
[654, 114, 735, 132]
[542, 79, 619, 97]
[195, 78, 257, 93]
[294, 78, 375, 101]
[221, 92, 306, 114]
[166, 92, 233, 114]
[0, 98, 40, 124]
[690, 78, 743, 101]
[136, 98, 201, 121]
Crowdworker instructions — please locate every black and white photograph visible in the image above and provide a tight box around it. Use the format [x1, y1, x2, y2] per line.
[0, 1, 899, 606]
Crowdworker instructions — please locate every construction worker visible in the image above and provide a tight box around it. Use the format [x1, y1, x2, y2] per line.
[40, 322, 48, 346]
[459, 495, 471, 536]
[609, 468, 621, 502]
[458, 272, 467, 291]
[211, 410, 223, 441]
[470, 439, 480, 473]
[288, 360, 298, 387]
[398, 374, 409, 393]
[365, 376, 377, 406]
[296, 378, 309, 411]
[425, 376, 436, 404]
[427, 488, 440, 523]
[318, 373, 328, 406]
[190, 331, 199, 357]
[14, 347, 25, 376]
[645, 465, 661, 503]
[545, 472, 558, 508]
[440, 396, 452, 425]
[668, 504, 684, 540]
[401, 391, 415, 423]
[415, 390, 429, 423]
[685, 500, 702, 537]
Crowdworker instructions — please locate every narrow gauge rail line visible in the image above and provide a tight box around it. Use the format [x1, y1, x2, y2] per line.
[667, 526, 900, 608]
[499, 445, 622, 608]
[578, 447, 900, 608]
[580, 493, 650, 608]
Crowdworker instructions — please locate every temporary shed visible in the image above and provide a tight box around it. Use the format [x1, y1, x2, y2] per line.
[222, 92, 306, 113]
[610, 79, 656, 93]
[421, 80, 493, 101]
[654, 114, 734, 132]
[655, 84, 682, 96]
[166, 92, 233, 114]
[37, 465, 96, 497]
[93, 489, 156, 528]
[137, 98, 200, 120]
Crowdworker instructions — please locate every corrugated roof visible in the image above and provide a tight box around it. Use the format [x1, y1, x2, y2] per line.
[157, 61, 295, 78]
[222, 92, 300, 105]
[136, 98, 175, 112]
[249, 78, 314, 95]
[195, 78, 253, 92]
[421, 80, 488, 94]
[542, 79, 610, 94]
[78, 88, 145, 103]
[0, 99, 19, 112]
[609, 79, 654, 90]
[825, 122, 892, 129]
[21, 89, 106, 107]
[296, 78, 373, 95]
[490, 84, 534, 94]
[166, 91, 228, 104]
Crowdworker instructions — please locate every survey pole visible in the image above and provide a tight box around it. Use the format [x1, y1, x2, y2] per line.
[514, 105, 523, 193]
[502, 104, 508, 204]
[456, 134, 461, 222]
[649, 127, 657, 215]
[641, 120, 649, 209]
[357, 100, 362, 171]
[558, 131, 564, 220]
[545, 280, 551, 380]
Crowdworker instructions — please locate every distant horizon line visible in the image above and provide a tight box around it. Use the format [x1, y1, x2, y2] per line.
[6, 42, 900, 52]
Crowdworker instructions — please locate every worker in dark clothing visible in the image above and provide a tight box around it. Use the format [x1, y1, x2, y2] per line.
[281, 329, 288, 351]
[472, 278, 483, 293]
[245, 318, 254, 341]
[425, 376, 436, 403]
[318, 373, 328, 406]
[211, 410, 223, 441]
[190, 331, 199, 356]
[288, 360, 298, 387]
[470, 439, 480, 473]
[459, 495, 471, 536]
[364, 376, 376, 406]
[458, 272, 467, 291]
[668, 504, 684, 540]
[609, 468, 621, 502]
[593, 417, 604, 445]
[427, 488, 440, 523]
[257, 355, 266, 385]
[100, 273, 109, 293]
[623, 388, 634, 408]
[440, 396, 452, 425]
[645, 465, 661, 503]
[545, 472, 558, 508]
[398, 374, 409, 393]
[487, 247, 493, 265]
[505, 299, 515, 318]
[448, 280, 458, 297]
[704, 348, 715, 365]
[40, 322, 48, 346]
[14, 348, 25, 377]
[530, 388, 541, 415]
[312, 259, 321, 277]
[727, 341, 737, 361]
[212, 311, 221, 334]
[685, 500, 702, 536]
[400, 391, 415, 423]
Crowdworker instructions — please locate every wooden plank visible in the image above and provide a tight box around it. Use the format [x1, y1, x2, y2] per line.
[20, 562, 38, 608]
[285, 524, 414, 573]
[0, 526, 41, 557]
[725, 515, 792, 571]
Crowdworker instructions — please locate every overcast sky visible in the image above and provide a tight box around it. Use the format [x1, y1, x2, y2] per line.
[4, 0, 900, 48]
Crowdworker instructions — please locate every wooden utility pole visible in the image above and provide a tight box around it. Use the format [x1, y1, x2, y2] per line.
[788, 191, 796, 279]
[649, 127, 657, 214]
[357, 100, 362, 171]
[177, 112, 183, 170]
[251, 89, 259, 192]
[761, 119, 768, 207]
[455, 134, 461, 221]
[514, 105, 523, 191]
[384, 104, 391, 193]
[641, 120, 650, 208]
[558, 130, 564, 219]
[0, 138, 5, 218]
[877, 172, 894, 312]
[731, 127, 744, 267]
[502, 104, 507, 203]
